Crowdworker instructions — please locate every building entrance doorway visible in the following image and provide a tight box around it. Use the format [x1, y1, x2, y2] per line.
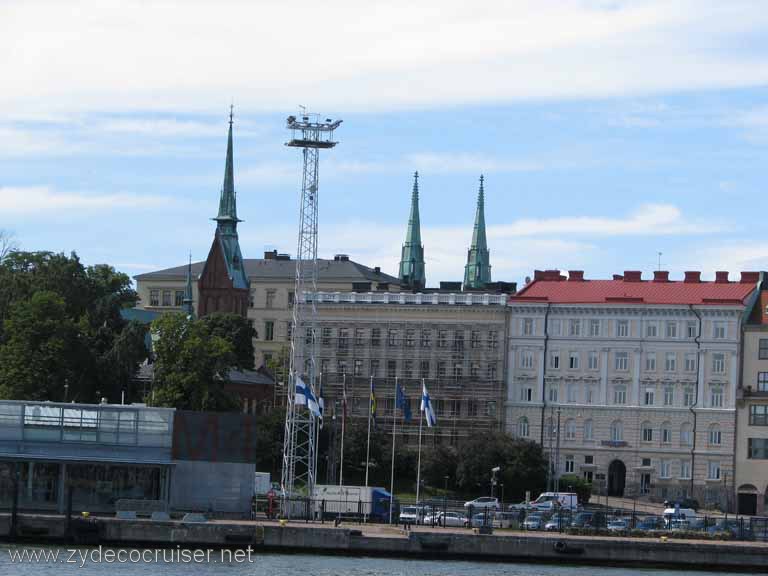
[607, 460, 626, 497]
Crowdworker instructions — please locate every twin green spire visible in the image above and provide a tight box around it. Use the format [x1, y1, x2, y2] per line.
[397, 172, 491, 291]
[463, 175, 492, 289]
[216, 106, 240, 228]
[398, 171, 426, 290]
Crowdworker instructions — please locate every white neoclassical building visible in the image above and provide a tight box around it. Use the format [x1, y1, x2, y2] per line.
[506, 269, 760, 508]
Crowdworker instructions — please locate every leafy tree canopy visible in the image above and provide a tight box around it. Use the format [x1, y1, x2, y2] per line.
[199, 313, 255, 370]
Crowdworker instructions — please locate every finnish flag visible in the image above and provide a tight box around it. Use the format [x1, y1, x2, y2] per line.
[421, 383, 437, 427]
[295, 376, 321, 418]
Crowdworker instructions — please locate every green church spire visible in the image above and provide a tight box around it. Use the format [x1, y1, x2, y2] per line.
[216, 105, 240, 227]
[463, 174, 492, 290]
[182, 253, 195, 317]
[398, 171, 426, 290]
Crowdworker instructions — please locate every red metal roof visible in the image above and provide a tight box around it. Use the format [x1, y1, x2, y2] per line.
[511, 271, 759, 306]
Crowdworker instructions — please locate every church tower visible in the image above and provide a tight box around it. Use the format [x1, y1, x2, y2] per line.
[463, 175, 492, 290]
[398, 171, 426, 290]
[197, 108, 250, 317]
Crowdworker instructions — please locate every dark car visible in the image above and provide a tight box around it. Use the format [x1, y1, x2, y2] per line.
[571, 511, 607, 529]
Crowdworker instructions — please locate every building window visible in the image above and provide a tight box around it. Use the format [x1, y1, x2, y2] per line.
[760, 339, 768, 360]
[569, 319, 581, 337]
[567, 384, 577, 403]
[405, 329, 415, 347]
[585, 386, 595, 404]
[683, 387, 695, 407]
[584, 419, 594, 440]
[523, 318, 534, 336]
[437, 362, 447, 378]
[520, 387, 533, 402]
[757, 372, 768, 392]
[521, 350, 534, 369]
[665, 352, 677, 372]
[162, 290, 172, 307]
[174, 290, 184, 306]
[665, 321, 677, 339]
[712, 353, 725, 375]
[645, 353, 656, 371]
[680, 460, 691, 479]
[305, 328, 313, 346]
[611, 420, 623, 442]
[288, 291, 295, 308]
[470, 364, 480, 378]
[664, 387, 673, 406]
[661, 422, 672, 444]
[487, 363, 497, 381]
[613, 386, 626, 405]
[589, 319, 601, 337]
[614, 351, 628, 371]
[470, 330, 480, 348]
[641, 422, 653, 442]
[420, 360, 430, 379]
[548, 386, 559, 403]
[265, 289, 276, 309]
[568, 352, 580, 370]
[371, 328, 381, 347]
[641, 458, 651, 467]
[487, 331, 498, 349]
[404, 360, 414, 378]
[646, 323, 658, 338]
[686, 321, 697, 339]
[287, 321, 293, 341]
[617, 320, 629, 338]
[710, 387, 724, 408]
[749, 404, 768, 426]
[149, 289, 159, 306]
[584, 455, 594, 464]
[708, 461, 721, 480]
[467, 399, 478, 417]
[388, 329, 399, 346]
[644, 389, 655, 406]
[453, 331, 465, 351]
[453, 363, 463, 379]
[680, 422, 692, 446]
[684, 353, 697, 373]
[387, 360, 397, 378]
[321, 327, 331, 346]
[565, 419, 576, 440]
[713, 321, 726, 339]
[265, 321, 275, 341]
[421, 329, 432, 348]
[588, 351, 598, 370]
[549, 319, 561, 336]
[565, 455, 575, 474]
[660, 460, 671, 479]
[338, 360, 348, 375]
[338, 328, 349, 349]
[320, 359, 329, 375]
[485, 400, 497, 417]
[355, 328, 364, 346]
[549, 351, 560, 369]
[517, 417, 529, 438]
[438, 330, 448, 348]
[370, 359, 380, 377]
[354, 359, 363, 377]
[748, 438, 768, 459]
[708, 425, 722, 445]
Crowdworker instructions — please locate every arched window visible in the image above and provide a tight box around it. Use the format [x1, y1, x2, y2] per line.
[680, 422, 692, 446]
[565, 419, 576, 440]
[611, 420, 623, 442]
[584, 419, 594, 441]
[545, 417, 554, 439]
[641, 421, 653, 443]
[708, 424, 722, 446]
[517, 417, 529, 438]
[661, 421, 672, 444]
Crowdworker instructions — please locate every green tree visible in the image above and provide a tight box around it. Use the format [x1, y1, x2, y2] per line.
[558, 474, 592, 504]
[255, 408, 286, 477]
[200, 313, 256, 370]
[150, 313, 239, 411]
[422, 444, 459, 490]
[455, 431, 547, 502]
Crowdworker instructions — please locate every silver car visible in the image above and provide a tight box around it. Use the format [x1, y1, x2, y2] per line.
[523, 514, 545, 530]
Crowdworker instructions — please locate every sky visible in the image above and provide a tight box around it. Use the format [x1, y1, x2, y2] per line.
[2, 0, 768, 286]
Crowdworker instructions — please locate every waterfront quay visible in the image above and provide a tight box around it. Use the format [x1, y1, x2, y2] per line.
[0, 514, 766, 572]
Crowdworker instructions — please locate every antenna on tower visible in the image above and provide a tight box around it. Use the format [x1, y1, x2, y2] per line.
[280, 112, 342, 511]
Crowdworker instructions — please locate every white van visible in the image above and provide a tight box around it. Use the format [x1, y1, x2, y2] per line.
[529, 492, 578, 512]
[663, 507, 696, 527]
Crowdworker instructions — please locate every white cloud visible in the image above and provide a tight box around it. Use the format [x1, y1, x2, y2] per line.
[2, 1, 768, 113]
[0, 186, 174, 214]
[491, 204, 726, 237]
[686, 242, 768, 278]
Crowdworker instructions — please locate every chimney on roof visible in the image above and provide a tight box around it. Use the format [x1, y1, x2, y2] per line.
[715, 271, 729, 283]
[653, 271, 669, 282]
[542, 269, 564, 281]
[264, 250, 278, 260]
[684, 271, 701, 283]
[334, 254, 350, 262]
[740, 271, 760, 284]
[568, 270, 584, 281]
[533, 270, 544, 281]
[624, 270, 642, 282]
[374, 266, 381, 274]
[613, 274, 623, 280]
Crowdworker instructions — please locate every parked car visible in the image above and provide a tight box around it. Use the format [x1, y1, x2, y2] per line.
[523, 513, 546, 530]
[544, 513, 571, 531]
[607, 518, 630, 533]
[636, 516, 664, 531]
[423, 512, 442, 526]
[469, 512, 494, 528]
[464, 497, 500, 511]
[669, 517, 705, 532]
[663, 508, 697, 527]
[437, 511, 467, 527]
[570, 510, 607, 529]
[399, 506, 421, 525]
[528, 492, 578, 512]
[707, 519, 753, 539]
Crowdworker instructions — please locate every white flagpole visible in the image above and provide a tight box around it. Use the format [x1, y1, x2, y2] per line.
[339, 372, 346, 487]
[365, 375, 373, 488]
[416, 378, 424, 506]
[388, 376, 398, 524]
[314, 372, 322, 488]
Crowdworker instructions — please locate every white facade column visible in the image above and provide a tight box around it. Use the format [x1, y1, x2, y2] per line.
[697, 349, 707, 407]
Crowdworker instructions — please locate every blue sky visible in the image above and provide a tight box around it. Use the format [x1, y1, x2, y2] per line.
[2, 0, 768, 286]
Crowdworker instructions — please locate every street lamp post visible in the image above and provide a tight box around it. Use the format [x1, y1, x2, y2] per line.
[491, 467, 500, 499]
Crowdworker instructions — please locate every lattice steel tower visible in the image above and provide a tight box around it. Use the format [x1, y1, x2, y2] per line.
[281, 113, 342, 501]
